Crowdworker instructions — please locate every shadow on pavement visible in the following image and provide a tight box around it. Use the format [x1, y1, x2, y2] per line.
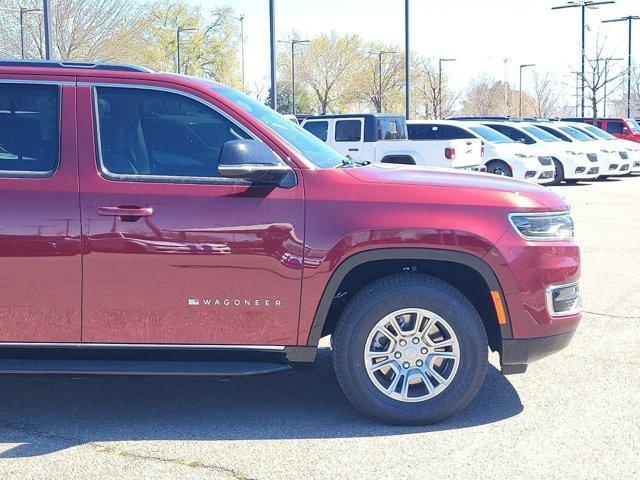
[0, 348, 523, 458]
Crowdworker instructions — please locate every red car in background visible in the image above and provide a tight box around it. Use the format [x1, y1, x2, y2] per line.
[565, 117, 640, 143]
[0, 60, 581, 425]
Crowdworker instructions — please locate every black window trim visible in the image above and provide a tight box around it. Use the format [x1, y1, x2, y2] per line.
[0, 79, 63, 179]
[90, 83, 293, 186]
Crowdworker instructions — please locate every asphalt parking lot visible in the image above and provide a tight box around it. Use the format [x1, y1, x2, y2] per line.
[1, 176, 639, 480]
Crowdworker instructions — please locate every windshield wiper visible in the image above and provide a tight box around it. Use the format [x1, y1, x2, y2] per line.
[339, 156, 371, 168]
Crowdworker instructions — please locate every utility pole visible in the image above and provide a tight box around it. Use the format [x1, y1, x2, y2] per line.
[269, 0, 276, 110]
[176, 26, 196, 74]
[519, 63, 535, 117]
[603, 16, 640, 117]
[369, 50, 396, 113]
[552, 1, 615, 117]
[404, 0, 410, 119]
[42, 0, 52, 59]
[438, 58, 456, 119]
[233, 15, 246, 91]
[278, 39, 309, 115]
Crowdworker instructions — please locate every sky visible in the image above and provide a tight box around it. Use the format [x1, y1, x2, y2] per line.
[184, 0, 640, 109]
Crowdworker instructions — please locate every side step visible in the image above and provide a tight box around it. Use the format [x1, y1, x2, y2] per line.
[0, 359, 291, 376]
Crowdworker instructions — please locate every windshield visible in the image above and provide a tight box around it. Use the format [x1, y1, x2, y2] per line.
[627, 118, 640, 132]
[522, 125, 561, 142]
[469, 125, 513, 143]
[559, 126, 593, 141]
[213, 85, 346, 168]
[583, 124, 616, 140]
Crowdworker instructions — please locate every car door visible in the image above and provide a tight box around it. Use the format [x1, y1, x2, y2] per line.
[0, 79, 82, 342]
[334, 118, 365, 160]
[76, 82, 304, 346]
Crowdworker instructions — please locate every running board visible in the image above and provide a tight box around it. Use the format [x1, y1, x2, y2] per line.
[0, 359, 291, 376]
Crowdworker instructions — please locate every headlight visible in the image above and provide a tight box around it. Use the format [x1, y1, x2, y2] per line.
[508, 212, 574, 241]
[515, 152, 534, 158]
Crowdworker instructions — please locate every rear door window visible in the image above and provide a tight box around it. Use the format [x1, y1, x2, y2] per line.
[408, 124, 437, 140]
[0, 83, 60, 176]
[303, 120, 329, 141]
[335, 119, 362, 142]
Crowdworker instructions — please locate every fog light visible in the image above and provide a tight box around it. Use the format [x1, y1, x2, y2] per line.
[587, 167, 599, 175]
[621, 164, 629, 171]
[609, 164, 619, 170]
[525, 171, 536, 178]
[546, 283, 581, 317]
[575, 167, 585, 173]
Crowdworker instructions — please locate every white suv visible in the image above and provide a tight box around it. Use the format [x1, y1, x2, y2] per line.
[409, 120, 554, 184]
[481, 121, 599, 185]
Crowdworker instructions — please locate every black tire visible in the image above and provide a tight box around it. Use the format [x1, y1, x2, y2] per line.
[550, 158, 565, 185]
[332, 273, 488, 425]
[485, 160, 513, 177]
[565, 179, 580, 185]
[599, 175, 610, 180]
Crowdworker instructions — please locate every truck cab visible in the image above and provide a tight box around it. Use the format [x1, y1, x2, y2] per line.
[301, 114, 483, 170]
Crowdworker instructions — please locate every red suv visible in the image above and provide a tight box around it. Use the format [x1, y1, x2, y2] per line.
[565, 117, 640, 143]
[0, 61, 581, 425]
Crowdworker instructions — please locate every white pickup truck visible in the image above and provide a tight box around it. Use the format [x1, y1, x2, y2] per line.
[300, 114, 483, 170]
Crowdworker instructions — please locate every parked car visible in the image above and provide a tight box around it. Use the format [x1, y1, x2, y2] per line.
[477, 121, 599, 184]
[532, 122, 629, 178]
[564, 117, 640, 143]
[301, 114, 484, 170]
[408, 120, 555, 184]
[565, 122, 640, 173]
[0, 60, 581, 425]
[282, 114, 299, 124]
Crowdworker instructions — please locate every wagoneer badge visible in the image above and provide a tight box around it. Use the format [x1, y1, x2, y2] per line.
[188, 298, 282, 308]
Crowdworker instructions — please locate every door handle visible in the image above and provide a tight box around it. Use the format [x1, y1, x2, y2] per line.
[97, 206, 154, 219]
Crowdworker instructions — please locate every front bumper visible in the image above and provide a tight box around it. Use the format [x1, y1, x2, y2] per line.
[501, 329, 576, 374]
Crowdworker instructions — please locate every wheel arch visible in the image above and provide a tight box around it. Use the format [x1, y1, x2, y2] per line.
[306, 248, 512, 352]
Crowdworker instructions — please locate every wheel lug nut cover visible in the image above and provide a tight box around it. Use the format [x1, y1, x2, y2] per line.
[399, 340, 406, 346]
[394, 352, 401, 358]
[416, 360, 423, 366]
[403, 362, 410, 368]
[412, 337, 419, 344]
[421, 347, 427, 354]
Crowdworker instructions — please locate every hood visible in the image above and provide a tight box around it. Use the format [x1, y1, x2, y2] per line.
[344, 163, 569, 210]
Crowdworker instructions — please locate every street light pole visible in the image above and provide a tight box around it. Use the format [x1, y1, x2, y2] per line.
[404, 0, 410, 119]
[438, 58, 456, 119]
[369, 51, 396, 113]
[519, 63, 535, 117]
[42, 0, 52, 59]
[0, 6, 42, 59]
[603, 16, 640, 117]
[269, 0, 276, 110]
[552, 1, 615, 117]
[278, 39, 309, 115]
[176, 27, 196, 74]
[233, 15, 246, 91]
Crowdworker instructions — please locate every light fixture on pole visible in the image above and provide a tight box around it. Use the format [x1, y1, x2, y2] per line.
[232, 14, 246, 91]
[519, 63, 535, 117]
[0, 6, 42, 59]
[552, 1, 616, 117]
[438, 58, 456, 119]
[602, 15, 640, 117]
[278, 39, 309, 115]
[176, 26, 196, 74]
[369, 50, 396, 113]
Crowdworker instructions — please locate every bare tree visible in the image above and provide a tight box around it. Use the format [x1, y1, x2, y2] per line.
[412, 59, 458, 119]
[583, 40, 626, 120]
[352, 42, 405, 113]
[532, 71, 561, 117]
[0, 0, 134, 61]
